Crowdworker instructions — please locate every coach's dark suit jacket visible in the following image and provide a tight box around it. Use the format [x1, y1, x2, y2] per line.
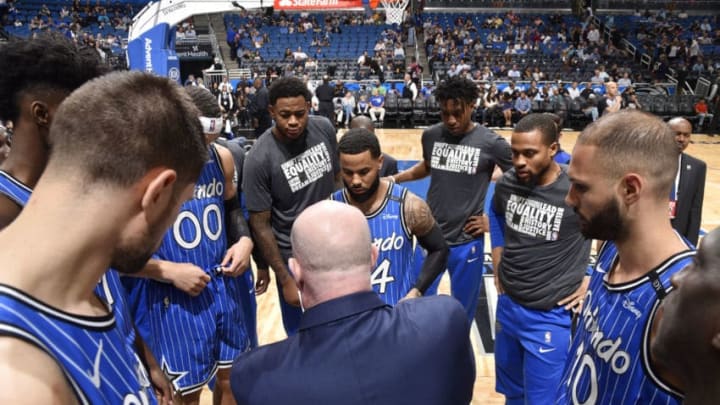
[671, 153, 706, 246]
[230, 291, 475, 405]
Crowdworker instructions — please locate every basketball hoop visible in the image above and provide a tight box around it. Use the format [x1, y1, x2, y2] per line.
[380, 0, 408, 26]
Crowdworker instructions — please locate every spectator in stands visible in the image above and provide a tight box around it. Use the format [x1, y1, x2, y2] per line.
[402, 73, 418, 101]
[567, 81, 581, 99]
[503, 82, 519, 99]
[695, 98, 714, 130]
[598, 81, 624, 116]
[339, 91, 356, 128]
[502, 93, 515, 127]
[369, 89, 386, 125]
[507, 64, 522, 80]
[393, 42, 405, 60]
[515, 91, 532, 120]
[315, 75, 335, 122]
[590, 69, 604, 84]
[622, 86, 642, 110]
[357, 94, 370, 117]
[617, 71, 632, 88]
[482, 85, 501, 126]
[586, 24, 600, 44]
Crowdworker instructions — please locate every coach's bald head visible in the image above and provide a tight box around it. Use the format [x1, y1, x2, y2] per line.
[289, 200, 376, 308]
[350, 115, 375, 133]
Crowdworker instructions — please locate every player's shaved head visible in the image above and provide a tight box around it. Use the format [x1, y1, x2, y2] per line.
[291, 200, 373, 273]
[350, 116, 375, 133]
[576, 109, 677, 199]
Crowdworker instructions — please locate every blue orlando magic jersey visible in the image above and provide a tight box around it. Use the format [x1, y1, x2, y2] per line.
[556, 240, 694, 405]
[0, 171, 136, 347]
[156, 145, 227, 268]
[97, 270, 135, 346]
[0, 284, 156, 404]
[0, 170, 31, 206]
[332, 183, 415, 305]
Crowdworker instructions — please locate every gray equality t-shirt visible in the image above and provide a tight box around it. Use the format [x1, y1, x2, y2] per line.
[243, 115, 339, 253]
[492, 167, 590, 310]
[422, 123, 512, 245]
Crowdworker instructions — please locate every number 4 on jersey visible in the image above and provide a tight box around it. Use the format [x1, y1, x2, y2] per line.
[371, 259, 395, 294]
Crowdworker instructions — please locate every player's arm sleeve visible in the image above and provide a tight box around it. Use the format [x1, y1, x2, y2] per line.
[688, 162, 706, 246]
[492, 135, 513, 172]
[217, 145, 251, 243]
[404, 193, 449, 294]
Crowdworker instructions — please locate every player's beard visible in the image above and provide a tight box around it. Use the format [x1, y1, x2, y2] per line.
[111, 229, 162, 274]
[345, 174, 380, 204]
[578, 196, 627, 242]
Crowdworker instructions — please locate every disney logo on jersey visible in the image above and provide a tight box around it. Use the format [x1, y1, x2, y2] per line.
[430, 142, 481, 175]
[505, 194, 564, 241]
[194, 177, 224, 200]
[373, 231, 405, 252]
[281, 143, 333, 193]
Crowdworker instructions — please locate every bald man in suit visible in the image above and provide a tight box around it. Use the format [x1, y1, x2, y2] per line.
[230, 201, 475, 405]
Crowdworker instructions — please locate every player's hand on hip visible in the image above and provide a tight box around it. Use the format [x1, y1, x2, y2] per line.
[169, 263, 210, 297]
[280, 274, 301, 307]
[255, 268, 270, 295]
[463, 214, 488, 237]
[221, 236, 254, 277]
[558, 275, 590, 313]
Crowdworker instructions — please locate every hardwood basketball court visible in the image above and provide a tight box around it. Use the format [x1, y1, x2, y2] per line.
[201, 128, 719, 404]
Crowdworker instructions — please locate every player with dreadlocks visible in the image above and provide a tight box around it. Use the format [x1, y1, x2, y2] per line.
[392, 76, 512, 321]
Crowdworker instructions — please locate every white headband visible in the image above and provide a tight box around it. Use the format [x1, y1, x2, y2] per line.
[199, 116, 223, 135]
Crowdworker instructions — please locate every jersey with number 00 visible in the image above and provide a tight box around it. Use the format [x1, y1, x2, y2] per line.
[0, 284, 156, 404]
[556, 240, 694, 405]
[332, 183, 414, 305]
[156, 146, 227, 268]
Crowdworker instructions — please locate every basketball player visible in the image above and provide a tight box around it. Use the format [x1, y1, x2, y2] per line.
[349, 115, 399, 177]
[556, 110, 695, 404]
[0, 35, 173, 402]
[652, 227, 720, 404]
[133, 86, 253, 404]
[393, 75, 512, 321]
[243, 76, 340, 335]
[332, 128, 448, 304]
[488, 114, 590, 404]
[0, 71, 207, 403]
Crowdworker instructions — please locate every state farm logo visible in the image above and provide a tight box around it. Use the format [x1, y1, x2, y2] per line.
[276, 0, 342, 7]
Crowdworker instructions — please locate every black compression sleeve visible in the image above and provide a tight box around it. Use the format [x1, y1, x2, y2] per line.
[225, 198, 250, 243]
[413, 223, 449, 294]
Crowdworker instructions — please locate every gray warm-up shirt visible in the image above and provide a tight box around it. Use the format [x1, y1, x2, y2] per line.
[421, 123, 512, 245]
[243, 115, 339, 253]
[491, 167, 590, 310]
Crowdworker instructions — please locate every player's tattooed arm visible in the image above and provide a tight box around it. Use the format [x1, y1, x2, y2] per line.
[249, 211, 300, 306]
[405, 193, 448, 296]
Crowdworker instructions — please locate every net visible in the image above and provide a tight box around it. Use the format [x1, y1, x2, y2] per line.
[380, 0, 409, 26]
